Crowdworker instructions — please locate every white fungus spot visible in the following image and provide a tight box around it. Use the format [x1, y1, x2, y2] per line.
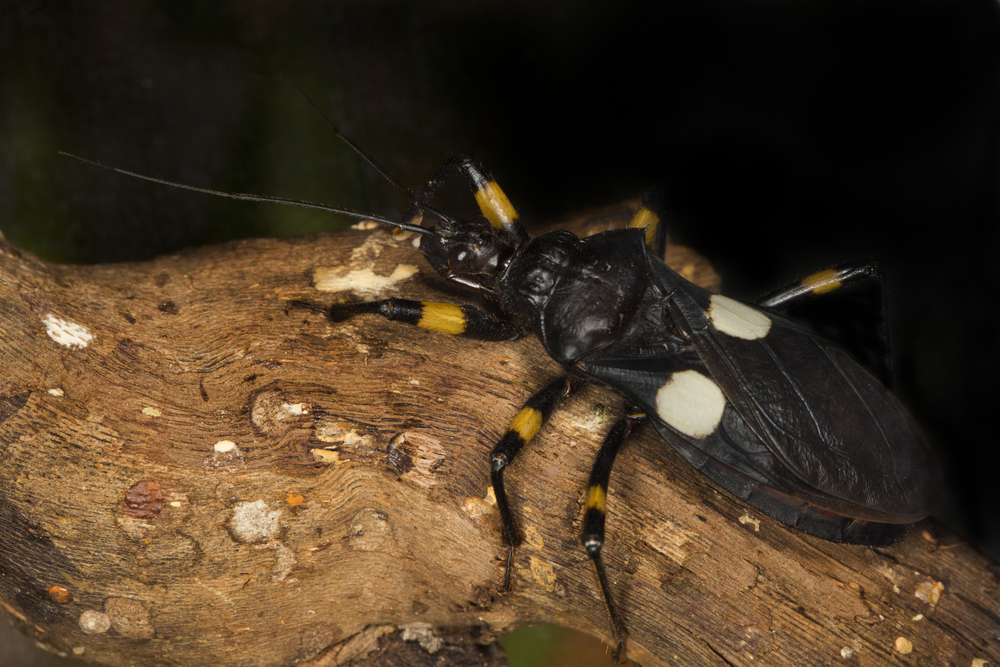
[280, 402, 309, 416]
[708, 294, 772, 340]
[169, 501, 182, 508]
[79, 610, 111, 634]
[655, 370, 726, 438]
[840, 647, 854, 659]
[313, 264, 419, 296]
[213, 440, 238, 453]
[141, 406, 161, 417]
[43, 314, 93, 348]
[229, 500, 281, 543]
[401, 623, 443, 654]
[48, 388, 64, 397]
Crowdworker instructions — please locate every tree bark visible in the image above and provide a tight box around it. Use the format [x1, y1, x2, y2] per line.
[0, 205, 997, 667]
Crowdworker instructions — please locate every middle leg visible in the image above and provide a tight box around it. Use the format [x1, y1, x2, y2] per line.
[490, 376, 577, 589]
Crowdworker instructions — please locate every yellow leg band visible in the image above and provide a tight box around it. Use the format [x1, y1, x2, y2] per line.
[585, 485, 607, 514]
[508, 407, 543, 443]
[474, 181, 519, 230]
[627, 207, 660, 246]
[417, 302, 467, 335]
[802, 269, 842, 295]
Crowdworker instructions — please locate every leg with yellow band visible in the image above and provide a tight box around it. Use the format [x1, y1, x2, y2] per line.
[288, 298, 522, 340]
[755, 259, 892, 384]
[400, 154, 529, 245]
[490, 376, 577, 589]
[581, 408, 645, 663]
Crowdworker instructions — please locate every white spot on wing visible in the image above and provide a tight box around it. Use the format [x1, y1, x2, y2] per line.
[708, 294, 771, 340]
[43, 314, 93, 348]
[655, 370, 726, 438]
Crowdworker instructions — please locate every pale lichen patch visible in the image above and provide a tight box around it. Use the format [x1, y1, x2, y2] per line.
[43, 314, 93, 348]
[229, 500, 281, 543]
[47, 388, 64, 397]
[893, 636, 913, 655]
[401, 623, 443, 654]
[314, 264, 419, 296]
[529, 556, 557, 592]
[262, 541, 296, 582]
[281, 402, 309, 416]
[316, 418, 374, 449]
[78, 610, 111, 634]
[524, 526, 544, 551]
[141, 406, 161, 417]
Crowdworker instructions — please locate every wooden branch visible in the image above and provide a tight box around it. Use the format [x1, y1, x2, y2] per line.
[0, 205, 997, 667]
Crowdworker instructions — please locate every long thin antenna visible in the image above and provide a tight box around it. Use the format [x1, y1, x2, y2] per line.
[286, 80, 456, 226]
[58, 152, 439, 237]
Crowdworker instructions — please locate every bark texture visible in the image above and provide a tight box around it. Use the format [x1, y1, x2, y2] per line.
[0, 205, 997, 667]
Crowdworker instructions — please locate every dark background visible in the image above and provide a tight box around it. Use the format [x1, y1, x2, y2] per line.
[2, 2, 999, 665]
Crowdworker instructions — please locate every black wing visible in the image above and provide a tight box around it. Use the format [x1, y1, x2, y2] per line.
[655, 260, 942, 524]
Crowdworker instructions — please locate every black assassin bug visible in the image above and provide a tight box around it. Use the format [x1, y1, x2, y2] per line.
[63, 108, 942, 661]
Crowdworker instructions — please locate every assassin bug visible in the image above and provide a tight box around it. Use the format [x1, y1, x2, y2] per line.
[63, 107, 942, 661]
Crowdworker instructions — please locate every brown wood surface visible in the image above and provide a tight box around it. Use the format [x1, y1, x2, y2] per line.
[0, 206, 997, 667]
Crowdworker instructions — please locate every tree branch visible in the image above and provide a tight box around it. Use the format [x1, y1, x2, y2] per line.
[0, 205, 996, 667]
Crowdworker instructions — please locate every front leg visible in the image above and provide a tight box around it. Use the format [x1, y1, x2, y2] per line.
[290, 298, 523, 340]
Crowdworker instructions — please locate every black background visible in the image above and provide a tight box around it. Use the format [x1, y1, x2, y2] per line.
[1, 1, 999, 664]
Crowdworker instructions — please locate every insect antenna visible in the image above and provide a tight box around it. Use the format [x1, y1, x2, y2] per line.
[57, 152, 439, 237]
[286, 81, 457, 228]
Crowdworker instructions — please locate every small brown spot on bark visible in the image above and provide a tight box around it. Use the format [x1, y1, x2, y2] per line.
[154, 272, 170, 287]
[158, 300, 179, 315]
[199, 380, 209, 402]
[122, 481, 165, 519]
[47, 585, 72, 604]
